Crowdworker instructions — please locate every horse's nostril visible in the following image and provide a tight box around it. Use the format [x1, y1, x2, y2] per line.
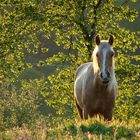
[100, 71, 110, 83]
[100, 72, 109, 79]
[100, 72, 103, 79]
[107, 71, 110, 78]
[103, 78, 108, 82]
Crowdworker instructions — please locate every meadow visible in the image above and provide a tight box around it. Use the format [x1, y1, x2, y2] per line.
[0, 118, 139, 140]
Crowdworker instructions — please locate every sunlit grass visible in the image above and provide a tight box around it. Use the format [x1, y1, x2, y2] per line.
[0, 117, 139, 140]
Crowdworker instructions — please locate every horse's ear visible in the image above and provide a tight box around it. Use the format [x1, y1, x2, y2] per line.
[95, 35, 100, 45]
[109, 35, 114, 45]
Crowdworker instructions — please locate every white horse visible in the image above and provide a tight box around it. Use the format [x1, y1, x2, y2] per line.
[74, 35, 117, 120]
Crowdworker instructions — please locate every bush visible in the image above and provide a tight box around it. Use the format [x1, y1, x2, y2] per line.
[0, 80, 43, 129]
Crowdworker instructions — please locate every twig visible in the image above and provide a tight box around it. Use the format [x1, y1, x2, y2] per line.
[91, 0, 106, 39]
[121, 0, 130, 6]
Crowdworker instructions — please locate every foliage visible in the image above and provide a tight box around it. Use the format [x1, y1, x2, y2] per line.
[0, 0, 49, 81]
[0, 80, 44, 129]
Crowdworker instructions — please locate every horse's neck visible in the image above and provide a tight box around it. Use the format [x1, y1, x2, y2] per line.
[93, 74, 107, 89]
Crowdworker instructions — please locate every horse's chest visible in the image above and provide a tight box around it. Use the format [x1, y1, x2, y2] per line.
[84, 82, 115, 111]
[93, 99, 106, 110]
[86, 90, 110, 111]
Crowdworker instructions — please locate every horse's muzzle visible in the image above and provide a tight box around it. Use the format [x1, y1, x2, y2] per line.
[100, 71, 110, 84]
[102, 80, 109, 84]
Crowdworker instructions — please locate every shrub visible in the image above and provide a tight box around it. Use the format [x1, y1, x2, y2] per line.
[0, 80, 42, 129]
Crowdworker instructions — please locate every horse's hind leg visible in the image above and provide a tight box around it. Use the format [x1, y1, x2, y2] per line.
[75, 100, 83, 119]
[83, 105, 88, 120]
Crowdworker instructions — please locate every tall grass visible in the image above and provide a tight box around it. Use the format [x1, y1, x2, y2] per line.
[0, 117, 139, 140]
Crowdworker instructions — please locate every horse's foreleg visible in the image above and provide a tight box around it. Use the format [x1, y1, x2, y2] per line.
[75, 100, 83, 119]
[103, 109, 113, 121]
[83, 105, 88, 120]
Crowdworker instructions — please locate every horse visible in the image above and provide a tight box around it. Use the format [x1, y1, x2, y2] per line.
[74, 35, 117, 121]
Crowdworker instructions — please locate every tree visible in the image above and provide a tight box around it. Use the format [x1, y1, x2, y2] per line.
[0, 0, 49, 81]
[0, 0, 140, 121]
[0, 0, 50, 127]
[44, 0, 140, 120]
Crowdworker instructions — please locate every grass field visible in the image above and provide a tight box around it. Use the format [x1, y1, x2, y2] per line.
[0, 118, 139, 140]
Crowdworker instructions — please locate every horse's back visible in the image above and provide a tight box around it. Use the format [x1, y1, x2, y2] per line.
[75, 62, 93, 79]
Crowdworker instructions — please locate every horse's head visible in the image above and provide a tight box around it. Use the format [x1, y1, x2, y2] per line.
[93, 35, 115, 84]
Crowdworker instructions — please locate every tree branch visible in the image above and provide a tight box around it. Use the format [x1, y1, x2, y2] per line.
[90, 0, 106, 39]
[121, 0, 130, 6]
[95, 0, 105, 9]
[73, 0, 90, 42]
